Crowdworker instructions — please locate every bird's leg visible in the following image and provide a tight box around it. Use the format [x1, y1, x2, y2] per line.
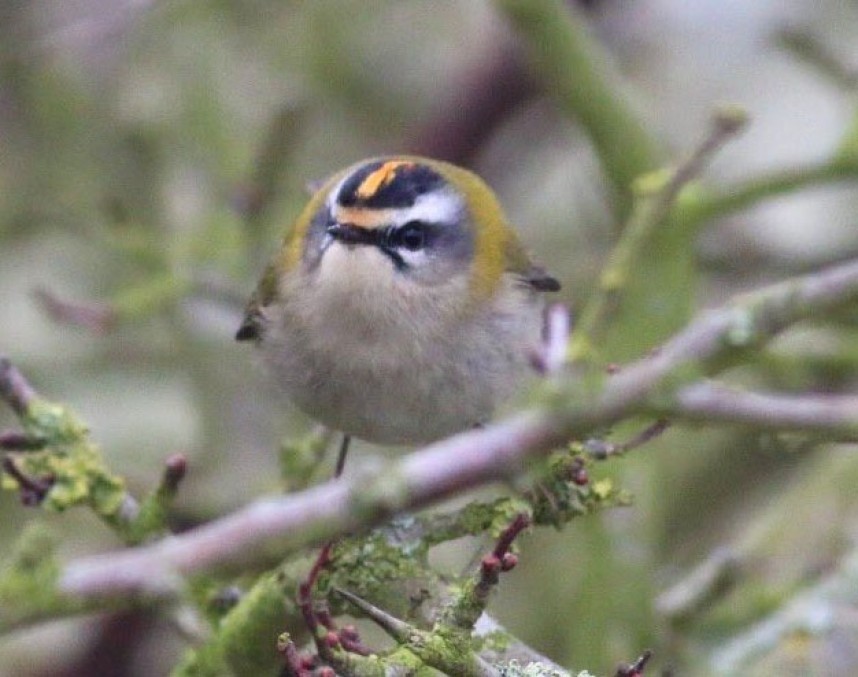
[334, 434, 351, 478]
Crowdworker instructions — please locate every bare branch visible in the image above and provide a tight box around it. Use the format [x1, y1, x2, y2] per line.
[0, 356, 36, 416]
[583, 419, 671, 460]
[594, 258, 858, 416]
[672, 382, 858, 436]
[32, 287, 117, 334]
[58, 411, 565, 599]
[570, 106, 748, 360]
[710, 548, 858, 673]
[52, 258, 858, 603]
[334, 588, 412, 643]
[656, 547, 740, 626]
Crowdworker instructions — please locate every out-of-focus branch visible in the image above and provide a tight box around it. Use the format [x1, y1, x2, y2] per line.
[569, 106, 748, 361]
[672, 158, 858, 231]
[46, 258, 858, 605]
[667, 39, 858, 233]
[496, 0, 659, 215]
[672, 382, 858, 438]
[709, 547, 858, 674]
[234, 105, 305, 266]
[33, 287, 117, 334]
[656, 548, 740, 627]
[0, 356, 36, 416]
[408, 40, 536, 166]
[777, 28, 858, 90]
[57, 411, 565, 600]
[33, 273, 190, 334]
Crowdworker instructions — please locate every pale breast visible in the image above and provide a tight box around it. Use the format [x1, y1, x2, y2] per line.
[262, 259, 544, 444]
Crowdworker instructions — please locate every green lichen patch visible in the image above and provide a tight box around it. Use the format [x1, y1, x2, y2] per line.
[530, 450, 630, 528]
[324, 521, 440, 624]
[21, 399, 89, 445]
[4, 433, 127, 520]
[2, 394, 128, 523]
[497, 659, 580, 677]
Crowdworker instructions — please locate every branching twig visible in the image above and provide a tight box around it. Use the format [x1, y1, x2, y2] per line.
[441, 513, 530, 631]
[1, 455, 54, 506]
[570, 106, 748, 361]
[0, 357, 190, 547]
[583, 419, 671, 460]
[42, 258, 858, 604]
[672, 158, 858, 231]
[334, 588, 412, 643]
[297, 542, 333, 641]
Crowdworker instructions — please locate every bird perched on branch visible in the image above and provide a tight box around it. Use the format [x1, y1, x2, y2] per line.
[237, 156, 560, 469]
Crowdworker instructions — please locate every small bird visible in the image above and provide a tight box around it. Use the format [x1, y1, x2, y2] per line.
[236, 156, 560, 467]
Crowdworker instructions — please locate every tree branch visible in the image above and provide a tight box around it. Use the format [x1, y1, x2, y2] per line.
[495, 0, 659, 214]
[0, 357, 36, 416]
[50, 258, 858, 603]
[570, 106, 747, 361]
[673, 157, 858, 230]
[671, 382, 858, 437]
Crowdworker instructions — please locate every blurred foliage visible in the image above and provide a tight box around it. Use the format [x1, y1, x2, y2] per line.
[2, 1, 858, 676]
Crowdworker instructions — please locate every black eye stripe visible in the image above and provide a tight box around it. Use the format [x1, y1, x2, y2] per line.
[378, 247, 407, 270]
[325, 220, 443, 272]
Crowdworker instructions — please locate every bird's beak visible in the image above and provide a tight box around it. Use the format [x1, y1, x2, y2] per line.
[326, 223, 377, 246]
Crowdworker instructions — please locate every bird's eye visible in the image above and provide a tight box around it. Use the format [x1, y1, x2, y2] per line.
[395, 221, 428, 251]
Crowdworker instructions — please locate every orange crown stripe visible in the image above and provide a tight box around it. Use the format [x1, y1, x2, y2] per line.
[356, 160, 413, 199]
[334, 206, 393, 229]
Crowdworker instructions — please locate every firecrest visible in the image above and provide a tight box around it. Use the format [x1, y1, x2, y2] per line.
[236, 156, 560, 451]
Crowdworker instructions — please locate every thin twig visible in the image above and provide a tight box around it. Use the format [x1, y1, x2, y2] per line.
[33, 287, 116, 334]
[570, 106, 748, 360]
[0, 356, 37, 416]
[1, 456, 54, 506]
[584, 419, 671, 460]
[0, 430, 43, 451]
[160, 454, 187, 496]
[615, 649, 653, 677]
[673, 158, 858, 231]
[656, 547, 740, 626]
[297, 542, 334, 637]
[777, 29, 858, 90]
[334, 588, 412, 643]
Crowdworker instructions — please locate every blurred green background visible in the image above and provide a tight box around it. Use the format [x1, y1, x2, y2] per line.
[2, 1, 858, 675]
